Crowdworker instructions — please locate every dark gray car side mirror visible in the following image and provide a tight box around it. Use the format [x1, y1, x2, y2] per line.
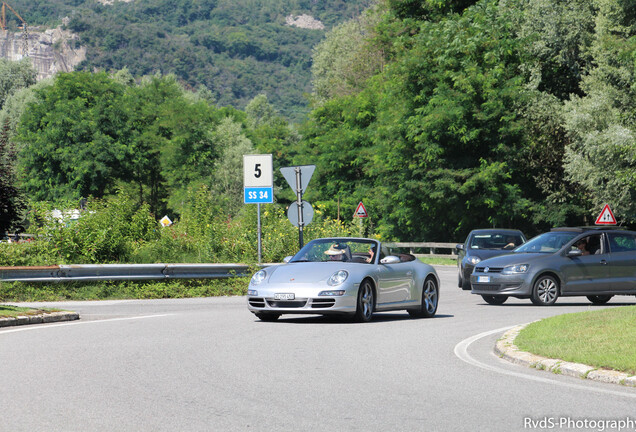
[566, 249, 582, 258]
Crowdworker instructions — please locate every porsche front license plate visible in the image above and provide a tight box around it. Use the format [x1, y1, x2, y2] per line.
[477, 276, 491, 283]
[274, 293, 295, 300]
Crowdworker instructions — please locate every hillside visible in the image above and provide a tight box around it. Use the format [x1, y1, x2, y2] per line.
[2, 0, 372, 120]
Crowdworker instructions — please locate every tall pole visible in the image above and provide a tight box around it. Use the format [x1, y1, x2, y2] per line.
[257, 203, 262, 264]
[295, 167, 304, 249]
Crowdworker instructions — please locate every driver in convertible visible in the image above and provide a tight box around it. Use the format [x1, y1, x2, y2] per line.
[324, 243, 351, 261]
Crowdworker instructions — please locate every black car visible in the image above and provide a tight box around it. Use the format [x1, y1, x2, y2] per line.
[456, 229, 526, 290]
[471, 227, 636, 305]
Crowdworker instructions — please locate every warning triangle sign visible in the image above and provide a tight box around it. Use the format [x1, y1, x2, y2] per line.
[354, 202, 368, 218]
[595, 204, 617, 225]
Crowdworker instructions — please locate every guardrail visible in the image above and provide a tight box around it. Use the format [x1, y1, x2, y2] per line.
[385, 242, 458, 259]
[0, 264, 250, 283]
[0, 241, 459, 282]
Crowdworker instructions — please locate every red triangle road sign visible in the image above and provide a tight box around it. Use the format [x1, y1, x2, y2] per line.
[354, 202, 368, 218]
[595, 204, 617, 225]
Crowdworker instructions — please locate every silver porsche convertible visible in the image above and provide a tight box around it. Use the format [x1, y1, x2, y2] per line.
[247, 237, 440, 322]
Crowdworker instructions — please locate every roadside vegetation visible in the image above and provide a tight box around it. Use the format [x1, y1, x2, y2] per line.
[0, 304, 61, 318]
[2, 0, 635, 248]
[515, 307, 636, 375]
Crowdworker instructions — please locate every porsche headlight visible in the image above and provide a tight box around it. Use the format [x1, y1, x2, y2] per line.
[502, 264, 529, 274]
[327, 270, 348, 286]
[467, 256, 482, 265]
[250, 269, 267, 285]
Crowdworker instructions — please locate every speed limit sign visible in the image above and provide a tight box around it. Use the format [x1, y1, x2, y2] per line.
[243, 154, 273, 203]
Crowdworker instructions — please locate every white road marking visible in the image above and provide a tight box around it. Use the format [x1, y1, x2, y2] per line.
[0, 314, 173, 335]
[454, 326, 636, 399]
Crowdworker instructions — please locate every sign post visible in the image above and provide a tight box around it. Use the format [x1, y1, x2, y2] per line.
[280, 165, 315, 249]
[244, 154, 273, 263]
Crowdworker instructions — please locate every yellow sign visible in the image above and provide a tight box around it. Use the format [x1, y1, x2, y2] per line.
[159, 215, 172, 227]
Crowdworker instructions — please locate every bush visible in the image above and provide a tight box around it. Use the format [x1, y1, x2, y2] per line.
[27, 191, 158, 264]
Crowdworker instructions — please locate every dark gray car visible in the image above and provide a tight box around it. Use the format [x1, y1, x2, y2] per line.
[470, 227, 636, 305]
[456, 229, 526, 290]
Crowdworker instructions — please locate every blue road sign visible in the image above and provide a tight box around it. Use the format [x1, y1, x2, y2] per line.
[244, 187, 274, 204]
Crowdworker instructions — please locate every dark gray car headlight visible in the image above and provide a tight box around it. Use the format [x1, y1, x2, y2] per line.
[467, 256, 481, 265]
[502, 264, 529, 274]
[327, 270, 348, 286]
[250, 269, 267, 285]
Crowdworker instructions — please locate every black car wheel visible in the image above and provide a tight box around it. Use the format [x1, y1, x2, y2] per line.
[461, 278, 471, 291]
[354, 279, 375, 322]
[531, 275, 559, 306]
[458, 268, 471, 290]
[481, 295, 507, 305]
[409, 277, 439, 318]
[255, 312, 280, 322]
[587, 295, 613, 305]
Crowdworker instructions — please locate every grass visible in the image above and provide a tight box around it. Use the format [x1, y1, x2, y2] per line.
[418, 256, 456, 266]
[515, 306, 636, 375]
[0, 305, 62, 318]
[0, 277, 251, 302]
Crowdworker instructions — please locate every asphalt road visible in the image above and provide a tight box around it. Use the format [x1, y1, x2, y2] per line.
[2, 265, 635, 432]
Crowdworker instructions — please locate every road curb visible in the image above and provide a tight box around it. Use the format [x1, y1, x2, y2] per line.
[495, 324, 636, 388]
[0, 311, 80, 328]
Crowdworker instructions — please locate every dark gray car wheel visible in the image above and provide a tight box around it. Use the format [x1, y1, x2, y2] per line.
[587, 295, 613, 305]
[481, 295, 507, 305]
[354, 279, 374, 322]
[255, 312, 280, 322]
[408, 277, 439, 318]
[461, 278, 471, 291]
[530, 275, 559, 306]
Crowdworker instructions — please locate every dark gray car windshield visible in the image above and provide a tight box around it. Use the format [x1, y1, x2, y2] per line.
[514, 232, 578, 254]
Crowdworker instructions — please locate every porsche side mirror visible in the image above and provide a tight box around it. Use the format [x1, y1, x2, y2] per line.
[381, 256, 401, 264]
[456, 244, 464, 251]
[283, 256, 292, 263]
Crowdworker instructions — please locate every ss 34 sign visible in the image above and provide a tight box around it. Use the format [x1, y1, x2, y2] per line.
[243, 154, 273, 204]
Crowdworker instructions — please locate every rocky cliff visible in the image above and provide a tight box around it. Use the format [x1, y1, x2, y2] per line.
[0, 27, 86, 80]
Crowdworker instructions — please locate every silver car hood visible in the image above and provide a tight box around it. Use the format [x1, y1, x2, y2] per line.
[266, 262, 361, 284]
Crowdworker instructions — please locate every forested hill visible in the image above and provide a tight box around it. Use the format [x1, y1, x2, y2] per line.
[4, 0, 371, 120]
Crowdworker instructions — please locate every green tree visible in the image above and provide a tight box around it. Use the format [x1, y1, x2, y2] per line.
[0, 119, 25, 234]
[16, 72, 131, 201]
[311, 7, 386, 104]
[210, 116, 254, 215]
[0, 79, 53, 141]
[0, 58, 36, 110]
[563, 0, 636, 224]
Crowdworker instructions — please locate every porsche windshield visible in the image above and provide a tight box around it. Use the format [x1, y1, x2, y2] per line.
[514, 232, 578, 254]
[290, 239, 377, 263]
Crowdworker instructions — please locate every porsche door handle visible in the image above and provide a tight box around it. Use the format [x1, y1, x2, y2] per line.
[600, 260, 607, 265]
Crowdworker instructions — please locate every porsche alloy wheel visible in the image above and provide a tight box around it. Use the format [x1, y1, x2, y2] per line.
[409, 277, 438, 318]
[531, 275, 559, 306]
[354, 279, 374, 322]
